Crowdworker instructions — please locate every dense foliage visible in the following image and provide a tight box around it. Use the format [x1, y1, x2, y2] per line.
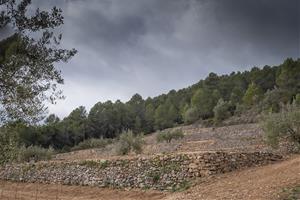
[2, 58, 300, 151]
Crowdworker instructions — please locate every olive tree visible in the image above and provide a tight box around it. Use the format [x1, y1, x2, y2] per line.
[156, 129, 184, 143]
[261, 102, 300, 150]
[116, 130, 144, 155]
[0, 0, 77, 123]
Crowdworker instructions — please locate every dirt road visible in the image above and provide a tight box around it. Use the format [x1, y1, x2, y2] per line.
[1, 155, 299, 200]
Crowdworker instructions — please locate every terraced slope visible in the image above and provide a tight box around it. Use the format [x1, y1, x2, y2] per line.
[1, 155, 299, 200]
[54, 123, 276, 162]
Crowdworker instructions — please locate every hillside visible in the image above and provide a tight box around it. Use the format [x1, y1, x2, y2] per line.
[3, 58, 299, 154]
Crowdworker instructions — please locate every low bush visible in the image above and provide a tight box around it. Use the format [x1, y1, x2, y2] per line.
[156, 129, 184, 143]
[147, 171, 161, 183]
[261, 101, 300, 150]
[18, 146, 55, 162]
[71, 138, 112, 151]
[116, 130, 144, 155]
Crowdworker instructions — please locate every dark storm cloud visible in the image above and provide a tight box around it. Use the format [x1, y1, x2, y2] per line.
[210, 0, 299, 56]
[34, 0, 299, 117]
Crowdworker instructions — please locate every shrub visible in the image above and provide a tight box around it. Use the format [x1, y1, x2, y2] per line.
[116, 131, 144, 155]
[213, 98, 231, 122]
[156, 129, 184, 143]
[18, 146, 55, 162]
[147, 171, 161, 183]
[0, 130, 18, 165]
[261, 102, 300, 150]
[71, 138, 112, 151]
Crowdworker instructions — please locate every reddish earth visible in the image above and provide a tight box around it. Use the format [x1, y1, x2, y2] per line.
[0, 181, 166, 200]
[1, 155, 299, 200]
[167, 154, 300, 200]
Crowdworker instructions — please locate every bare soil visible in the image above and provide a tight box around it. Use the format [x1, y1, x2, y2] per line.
[166, 154, 300, 200]
[0, 181, 166, 200]
[1, 155, 299, 200]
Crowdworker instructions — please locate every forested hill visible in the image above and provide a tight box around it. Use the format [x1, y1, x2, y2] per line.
[7, 58, 300, 150]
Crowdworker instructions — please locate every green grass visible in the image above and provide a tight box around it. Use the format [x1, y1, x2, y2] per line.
[171, 180, 192, 192]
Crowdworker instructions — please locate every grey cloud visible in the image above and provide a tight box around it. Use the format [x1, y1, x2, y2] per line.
[0, 27, 12, 40]
[31, 0, 299, 118]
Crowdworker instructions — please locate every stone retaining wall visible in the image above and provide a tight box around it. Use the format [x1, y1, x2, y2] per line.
[0, 151, 282, 191]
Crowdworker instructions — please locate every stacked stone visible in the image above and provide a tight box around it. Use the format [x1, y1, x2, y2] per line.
[0, 151, 282, 191]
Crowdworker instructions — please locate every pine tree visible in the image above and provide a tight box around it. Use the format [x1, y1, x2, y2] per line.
[242, 83, 263, 106]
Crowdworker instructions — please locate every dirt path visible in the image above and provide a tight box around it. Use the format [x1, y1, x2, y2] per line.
[1, 155, 299, 200]
[166, 155, 300, 200]
[0, 181, 166, 200]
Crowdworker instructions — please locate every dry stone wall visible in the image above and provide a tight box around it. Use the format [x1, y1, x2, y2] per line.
[0, 151, 282, 191]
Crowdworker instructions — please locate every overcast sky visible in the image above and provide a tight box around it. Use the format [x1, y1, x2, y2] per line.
[33, 0, 299, 118]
